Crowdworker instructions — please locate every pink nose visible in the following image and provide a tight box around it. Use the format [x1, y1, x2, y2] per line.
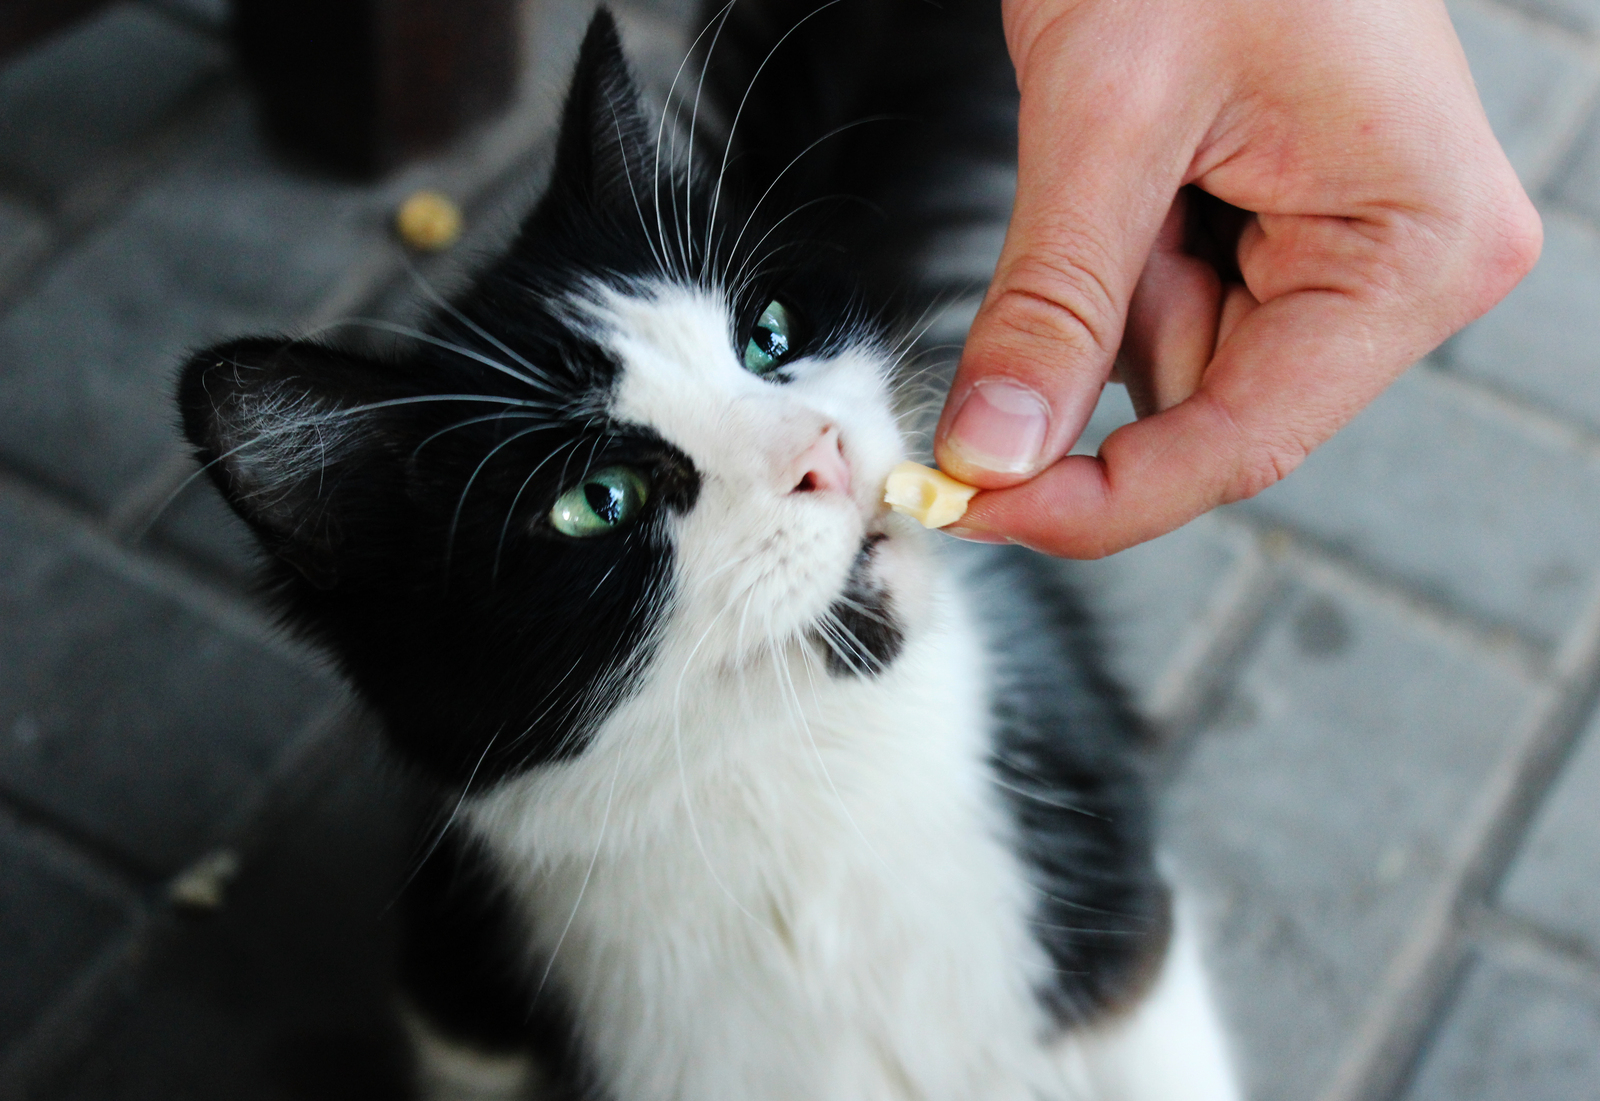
[790, 427, 852, 496]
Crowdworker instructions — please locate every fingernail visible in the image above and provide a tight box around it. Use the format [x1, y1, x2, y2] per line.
[946, 380, 1050, 475]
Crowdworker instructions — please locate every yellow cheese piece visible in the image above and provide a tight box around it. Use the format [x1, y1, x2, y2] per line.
[396, 190, 463, 251]
[884, 461, 978, 529]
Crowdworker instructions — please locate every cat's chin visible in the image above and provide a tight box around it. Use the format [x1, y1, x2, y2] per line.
[803, 510, 941, 679]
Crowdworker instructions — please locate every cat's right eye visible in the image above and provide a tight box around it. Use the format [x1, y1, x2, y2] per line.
[550, 466, 650, 537]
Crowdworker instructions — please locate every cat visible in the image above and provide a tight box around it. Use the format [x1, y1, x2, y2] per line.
[177, 2, 1240, 1098]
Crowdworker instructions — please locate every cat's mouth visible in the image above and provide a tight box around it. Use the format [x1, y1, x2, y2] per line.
[812, 533, 904, 677]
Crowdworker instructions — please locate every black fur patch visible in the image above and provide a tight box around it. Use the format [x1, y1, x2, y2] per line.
[967, 547, 1172, 1027]
[696, 0, 1020, 306]
[400, 824, 552, 1053]
[178, 320, 693, 788]
[819, 534, 903, 676]
[399, 821, 604, 1096]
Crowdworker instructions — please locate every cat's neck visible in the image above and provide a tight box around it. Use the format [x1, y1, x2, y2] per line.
[465, 560, 992, 866]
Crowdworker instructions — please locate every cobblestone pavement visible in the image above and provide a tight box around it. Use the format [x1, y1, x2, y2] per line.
[2, 1, 1598, 1098]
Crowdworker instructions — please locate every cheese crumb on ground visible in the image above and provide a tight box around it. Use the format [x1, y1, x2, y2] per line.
[883, 461, 978, 528]
[167, 848, 241, 910]
[396, 190, 463, 251]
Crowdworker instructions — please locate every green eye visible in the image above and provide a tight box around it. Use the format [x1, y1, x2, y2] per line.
[743, 299, 795, 375]
[549, 466, 650, 537]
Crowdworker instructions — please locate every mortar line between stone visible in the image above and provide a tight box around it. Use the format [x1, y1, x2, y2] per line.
[1419, 360, 1600, 463]
[0, 789, 163, 892]
[1144, 527, 1279, 735]
[0, 74, 243, 325]
[1314, 682, 1564, 1101]
[0, 908, 155, 1101]
[0, 465, 324, 668]
[199, 692, 365, 870]
[1318, 597, 1600, 1101]
[1228, 515, 1552, 681]
[1469, 903, 1600, 990]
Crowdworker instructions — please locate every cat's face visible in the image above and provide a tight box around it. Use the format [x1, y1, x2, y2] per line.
[593, 281, 913, 673]
[178, 13, 927, 788]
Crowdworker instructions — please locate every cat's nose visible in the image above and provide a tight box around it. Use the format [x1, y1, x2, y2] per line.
[789, 427, 852, 496]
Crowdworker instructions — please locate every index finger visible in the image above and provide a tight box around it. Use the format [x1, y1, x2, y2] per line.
[951, 276, 1476, 558]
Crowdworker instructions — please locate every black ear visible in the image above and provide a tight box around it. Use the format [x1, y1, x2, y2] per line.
[549, 9, 657, 216]
[178, 337, 407, 589]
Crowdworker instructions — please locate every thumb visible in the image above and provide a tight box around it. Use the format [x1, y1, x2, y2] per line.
[934, 8, 1211, 488]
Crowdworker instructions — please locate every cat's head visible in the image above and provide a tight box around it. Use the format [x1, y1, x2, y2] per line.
[178, 11, 930, 787]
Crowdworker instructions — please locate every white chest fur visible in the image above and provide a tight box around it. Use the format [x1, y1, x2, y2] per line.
[466, 574, 1077, 1101]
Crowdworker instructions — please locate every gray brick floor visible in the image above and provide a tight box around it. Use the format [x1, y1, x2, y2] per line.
[0, 1, 1598, 1099]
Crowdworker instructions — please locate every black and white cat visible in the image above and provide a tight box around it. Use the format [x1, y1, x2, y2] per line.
[178, 3, 1239, 1097]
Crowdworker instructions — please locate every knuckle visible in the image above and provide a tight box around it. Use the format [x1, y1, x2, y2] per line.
[1225, 440, 1308, 503]
[1416, 181, 1544, 323]
[1467, 193, 1543, 311]
[1196, 390, 1312, 504]
[1222, 444, 1299, 502]
[988, 246, 1124, 360]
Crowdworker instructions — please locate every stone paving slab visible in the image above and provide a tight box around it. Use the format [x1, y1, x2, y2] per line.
[34, 725, 420, 1101]
[1402, 951, 1600, 1101]
[0, 89, 399, 511]
[1446, 208, 1600, 430]
[1448, 0, 1599, 187]
[916, 223, 1012, 290]
[0, 809, 142, 1066]
[1503, 0, 1600, 37]
[140, 477, 261, 585]
[144, 0, 229, 32]
[1071, 378, 1137, 456]
[1167, 572, 1540, 1101]
[1054, 511, 1265, 726]
[1236, 365, 1600, 653]
[0, 4, 227, 219]
[1498, 699, 1600, 957]
[0, 195, 51, 301]
[0, 0, 589, 519]
[1550, 101, 1600, 219]
[0, 481, 338, 877]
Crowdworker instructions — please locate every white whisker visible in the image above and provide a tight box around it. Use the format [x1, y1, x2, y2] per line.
[703, 0, 849, 273]
[313, 317, 566, 399]
[446, 421, 577, 575]
[492, 435, 590, 581]
[534, 742, 623, 1000]
[724, 115, 901, 281]
[401, 261, 566, 390]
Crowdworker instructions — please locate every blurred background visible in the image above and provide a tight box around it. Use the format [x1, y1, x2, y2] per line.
[1, 0, 1598, 1098]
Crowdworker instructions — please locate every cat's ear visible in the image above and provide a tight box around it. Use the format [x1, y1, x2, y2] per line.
[178, 337, 404, 589]
[548, 9, 657, 216]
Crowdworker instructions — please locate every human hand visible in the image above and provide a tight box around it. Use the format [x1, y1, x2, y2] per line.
[933, 0, 1542, 557]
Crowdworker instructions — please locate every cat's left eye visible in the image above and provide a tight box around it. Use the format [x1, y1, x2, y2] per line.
[743, 299, 795, 376]
[550, 466, 650, 537]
